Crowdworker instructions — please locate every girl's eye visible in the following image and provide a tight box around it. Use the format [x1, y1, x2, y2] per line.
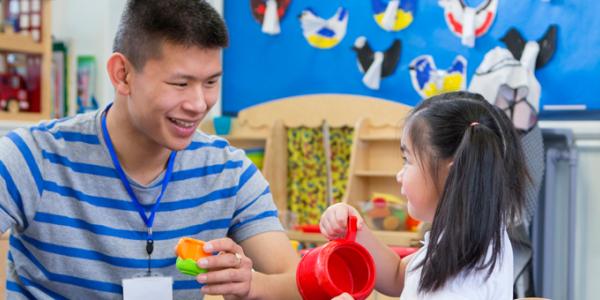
[402, 156, 408, 164]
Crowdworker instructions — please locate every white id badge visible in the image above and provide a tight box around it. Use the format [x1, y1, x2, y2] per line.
[123, 276, 173, 300]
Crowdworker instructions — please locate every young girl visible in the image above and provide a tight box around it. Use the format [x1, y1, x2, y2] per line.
[321, 92, 528, 299]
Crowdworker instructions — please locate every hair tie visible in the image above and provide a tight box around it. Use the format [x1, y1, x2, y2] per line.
[470, 122, 480, 127]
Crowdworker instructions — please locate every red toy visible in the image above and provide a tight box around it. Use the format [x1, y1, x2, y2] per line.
[0, 72, 29, 112]
[296, 216, 376, 300]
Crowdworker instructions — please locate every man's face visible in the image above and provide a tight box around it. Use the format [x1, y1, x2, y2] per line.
[126, 42, 222, 151]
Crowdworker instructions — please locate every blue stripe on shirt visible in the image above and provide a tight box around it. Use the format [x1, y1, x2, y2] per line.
[43, 180, 134, 211]
[155, 186, 237, 212]
[6, 280, 36, 299]
[233, 186, 270, 219]
[174, 279, 203, 290]
[43, 180, 237, 212]
[6, 132, 43, 196]
[186, 140, 229, 150]
[230, 210, 279, 232]
[29, 117, 99, 144]
[29, 117, 73, 132]
[31, 128, 100, 145]
[42, 150, 118, 178]
[10, 236, 122, 294]
[42, 149, 243, 183]
[0, 161, 27, 226]
[237, 164, 258, 193]
[34, 212, 231, 241]
[17, 275, 68, 300]
[20, 234, 176, 269]
[168, 160, 244, 182]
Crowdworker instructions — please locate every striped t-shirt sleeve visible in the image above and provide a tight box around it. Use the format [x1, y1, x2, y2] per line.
[227, 148, 283, 243]
[0, 129, 43, 233]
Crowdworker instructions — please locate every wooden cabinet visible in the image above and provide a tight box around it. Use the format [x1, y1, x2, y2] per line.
[0, 0, 52, 122]
[345, 118, 404, 203]
[342, 118, 421, 246]
[203, 94, 422, 247]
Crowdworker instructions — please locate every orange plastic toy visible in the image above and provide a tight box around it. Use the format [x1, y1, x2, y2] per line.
[175, 237, 212, 276]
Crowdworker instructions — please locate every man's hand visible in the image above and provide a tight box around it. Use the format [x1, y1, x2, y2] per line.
[195, 237, 253, 299]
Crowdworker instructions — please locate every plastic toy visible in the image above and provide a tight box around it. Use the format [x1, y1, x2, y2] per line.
[363, 193, 409, 231]
[0, 72, 29, 112]
[175, 237, 212, 276]
[296, 216, 375, 300]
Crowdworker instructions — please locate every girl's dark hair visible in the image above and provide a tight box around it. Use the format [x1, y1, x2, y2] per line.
[405, 92, 528, 293]
[113, 0, 229, 71]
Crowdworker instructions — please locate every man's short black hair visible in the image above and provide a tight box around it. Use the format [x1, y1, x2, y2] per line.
[113, 0, 229, 70]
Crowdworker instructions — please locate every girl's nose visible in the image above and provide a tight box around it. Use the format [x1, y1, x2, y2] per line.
[396, 169, 403, 184]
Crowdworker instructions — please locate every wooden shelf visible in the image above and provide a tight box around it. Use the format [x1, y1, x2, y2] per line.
[223, 135, 267, 151]
[0, 111, 49, 122]
[354, 170, 397, 177]
[0, 1, 52, 122]
[359, 135, 401, 141]
[224, 135, 267, 142]
[286, 230, 421, 247]
[0, 32, 45, 54]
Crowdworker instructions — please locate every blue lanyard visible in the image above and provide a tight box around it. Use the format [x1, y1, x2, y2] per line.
[100, 104, 177, 247]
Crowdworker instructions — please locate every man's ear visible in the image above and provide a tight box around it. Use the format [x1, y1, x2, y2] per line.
[107, 53, 132, 96]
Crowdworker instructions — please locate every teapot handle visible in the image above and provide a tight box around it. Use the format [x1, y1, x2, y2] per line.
[345, 215, 357, 241]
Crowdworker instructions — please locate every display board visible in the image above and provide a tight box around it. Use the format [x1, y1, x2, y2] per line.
[223, 0, 599, 119]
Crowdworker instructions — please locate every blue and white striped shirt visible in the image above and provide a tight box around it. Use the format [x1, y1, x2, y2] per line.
[0, 109, 282, 299]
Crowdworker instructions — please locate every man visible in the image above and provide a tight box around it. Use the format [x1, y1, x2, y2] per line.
[0, 1, 300, 299]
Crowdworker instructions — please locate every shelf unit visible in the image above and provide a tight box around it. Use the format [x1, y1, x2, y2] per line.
[0, 0, 52, 122]
[204, 94, 421, 247]
[344, 118, 407, 205]
[201, 115, 288, 224]
[287, 229, 421, 247]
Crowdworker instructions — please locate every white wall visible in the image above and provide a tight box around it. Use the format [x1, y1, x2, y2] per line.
[51, 0, 223, 117]
[51, 0, 127, 114]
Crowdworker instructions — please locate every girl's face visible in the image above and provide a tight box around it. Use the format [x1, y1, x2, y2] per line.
[396, 127, 450, 223]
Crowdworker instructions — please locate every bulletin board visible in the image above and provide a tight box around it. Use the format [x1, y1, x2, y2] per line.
[223, 0, 600, 119]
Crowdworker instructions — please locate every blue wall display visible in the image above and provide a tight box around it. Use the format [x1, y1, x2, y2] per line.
[223, 0, 600, 119]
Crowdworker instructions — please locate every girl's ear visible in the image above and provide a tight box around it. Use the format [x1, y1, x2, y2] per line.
[107, 53, 132, 96]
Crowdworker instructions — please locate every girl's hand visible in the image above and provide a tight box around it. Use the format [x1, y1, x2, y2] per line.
[332, 292, 354, 300]
[319, 203, 365, 240]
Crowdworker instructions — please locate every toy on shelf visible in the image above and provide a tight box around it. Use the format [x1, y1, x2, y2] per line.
[175, 238, 212, 276]
[76, 55, 99, 113]
[293, 224, 321, 234]
[0, 71, 28, 112]
[362, 192, 420, 232]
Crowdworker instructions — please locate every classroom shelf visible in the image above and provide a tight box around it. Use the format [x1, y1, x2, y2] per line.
[354, 170, 398, 177]
[359, 135, 401, 141]
[286, 230, 421, 247]
[0, 32, 44, 54]
[0, 0, 52, 121]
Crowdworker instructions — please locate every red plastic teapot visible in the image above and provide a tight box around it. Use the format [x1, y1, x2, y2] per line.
[296, 216, 376, 300]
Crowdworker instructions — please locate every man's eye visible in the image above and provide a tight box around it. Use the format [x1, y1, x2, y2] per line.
[168, 82, 187, 87]
[205, 79, 219, 87]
